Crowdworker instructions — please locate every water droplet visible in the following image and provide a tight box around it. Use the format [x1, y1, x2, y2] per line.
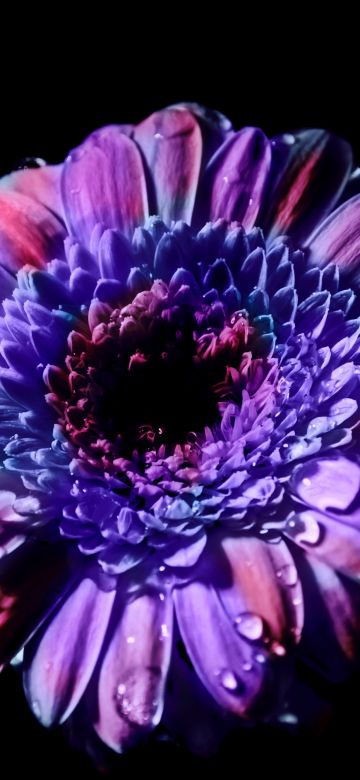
[278, 712, 298, 725]
[271, 641, 286, 656]
[218, 669, 238, 691]
[32, 699, 41, 719]
[282, 134, 296, 145]
[116, 666, 162, 727]
[292, 596, 302, 606]
[242, 662, 253, 672]
[160, 623, 169, 639]
[285, 512, 320, 544]
[223, 175, 229, 183]
[302, 477, 311, 487]
[255, 653, 266, 664]
[276, 564, 298, 587]
[158, 565, 166, 573]
[154, 132, 164, 140]
[126, 635, 135, 644]
[248, 197, 254, 206]
[235, 613, 264, 641]
[70, 187, 80, 195]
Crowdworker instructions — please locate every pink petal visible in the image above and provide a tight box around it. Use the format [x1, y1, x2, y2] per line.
[199, 127, 271, 229]
[0, 191, 65, 272]
[134, 107, 202, 224]
[219, 536, 304, 646]
[61, 127, 149, 246]
[306, 194, 360, 280]
[262, 129, 352, 244]
[0, 164, 64, 220]
[23, 577, 115, 726]
[94, 589, 173, 752]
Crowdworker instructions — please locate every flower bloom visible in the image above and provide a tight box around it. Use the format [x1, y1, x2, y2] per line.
[0, 103, 360, 753]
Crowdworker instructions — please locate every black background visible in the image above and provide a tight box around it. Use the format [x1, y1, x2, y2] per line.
[0, 17, 359, 778]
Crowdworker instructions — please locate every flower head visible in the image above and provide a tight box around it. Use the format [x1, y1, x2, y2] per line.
[0, 104, 360, 753]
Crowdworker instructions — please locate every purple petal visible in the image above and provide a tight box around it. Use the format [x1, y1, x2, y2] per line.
[197, 128, 271, 230]
[306, 195, 360, 283]
[260, 130, 352, 244]
[0, 191, 65, 272]
[134, 107, 202, 225]
[94, 589, 173, 752]
[0, 164, 64, 221]
[61, 127, 148, 246]
[0, 541, 76, 664]
[174, 577, 268, 716]
[290, 455, 360, 514]
[23, 577, 115, 726]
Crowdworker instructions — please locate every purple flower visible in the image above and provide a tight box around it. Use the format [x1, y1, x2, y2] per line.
[0, 103, 360, 754]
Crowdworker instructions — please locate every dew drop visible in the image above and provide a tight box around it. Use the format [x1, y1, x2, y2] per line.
[278, 712, 298, 725]
[154, 132, 164, 140]
[32, 699, 41, 719]
[271, 641, 286, 656]
[116, 666, 162, 727]
[292, 596, 302, 606]
[302, 477, 311, 487]
[126, 635, 135, 644]
[242, 662, 253, 672]
[234, 613, 264, 641]
[255, 653, 266, 664]
[282, 134, 296, 145]
[276, 563, 298, 587]
[218, 669, 238, 691]
[286, 512, 320, 544]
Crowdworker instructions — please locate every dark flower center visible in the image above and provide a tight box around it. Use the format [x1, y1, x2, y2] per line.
[52, 283, 255, 464]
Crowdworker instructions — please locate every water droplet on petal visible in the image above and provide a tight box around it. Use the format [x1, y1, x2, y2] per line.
[285, 512, 320, 545]
[154, 132, 164, 140]
[218, 669, 238, 691]
[116, 666, 162, 727]
[235, 613, 264, 641]
[278, 712, 298, 724]
[242, 662, 253, 672]
[292, 596, 302, 606]
[255, 653, 266, 664]
[276, 564, 298, 587]
[283, 134, 296, 145]
[32, 700, 41, 719]
[271, 641, 286, 656]
[126, 635, 135, 644]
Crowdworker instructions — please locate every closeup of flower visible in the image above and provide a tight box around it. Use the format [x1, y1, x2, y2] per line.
[0, 103, 360, 755]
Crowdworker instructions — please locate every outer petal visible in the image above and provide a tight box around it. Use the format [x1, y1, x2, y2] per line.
[0, 191, 65, 272]
[197, 128, 271, 230]
[260, 129, 352, 244]
[23, 577, 115, 726]
[168, 102, 234, 164]
[219, 536, 304, 646]
[61, 127, 148, 245]
[306, 195, 360, 283]
[0, 540, 76, 664]
[0, 164, 64, 221]
[134, 107, 202, 224]
[174, 577, 268, 717]
[94, 589, 173, 752]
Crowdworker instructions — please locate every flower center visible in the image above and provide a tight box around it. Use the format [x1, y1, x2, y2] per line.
[52, 281, 256, 465]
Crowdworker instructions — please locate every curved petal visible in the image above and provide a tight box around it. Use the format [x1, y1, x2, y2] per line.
[260, 130, 352, 244]
[0, 540, 76, 664]
[94, 589, 173, 752]
[61, 127, 149, 245]
[0, 164, 64, 221]
[134, 107, 202, 224]
[0, 191, 65, 272]
[168, 102, 234, 164]
[219, 536, 304, 646]
[293, 552, 360, 681]
[23, 577, 115, 726]
[285, 508, 360, 581]
[197, 128, 271, 230]
[174, 577, 268, 717]
[306, 194, 360, 283]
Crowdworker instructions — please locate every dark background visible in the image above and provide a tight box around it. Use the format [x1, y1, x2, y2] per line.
[0, 18, 359, 778]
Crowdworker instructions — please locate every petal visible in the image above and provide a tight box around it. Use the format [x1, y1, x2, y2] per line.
[198, 128, 271, 230]
[0, 540, 76, 664]
[23, 576, 115, 726]
[61, 127, 148, 245]
[219, 536, 304, 646]
[94, 589, 173, 752]
[261, 130, 352, 244]
[0, 164, 64, 220]
[285, 508, 360, 582]
[168, 102, 234, 163]
[306, 194, 360, 283]
[134, 107, 202, 224]
[0, 191, 65, 272]
[174, 576, 268, 717]
[289, 455, 360, 514]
